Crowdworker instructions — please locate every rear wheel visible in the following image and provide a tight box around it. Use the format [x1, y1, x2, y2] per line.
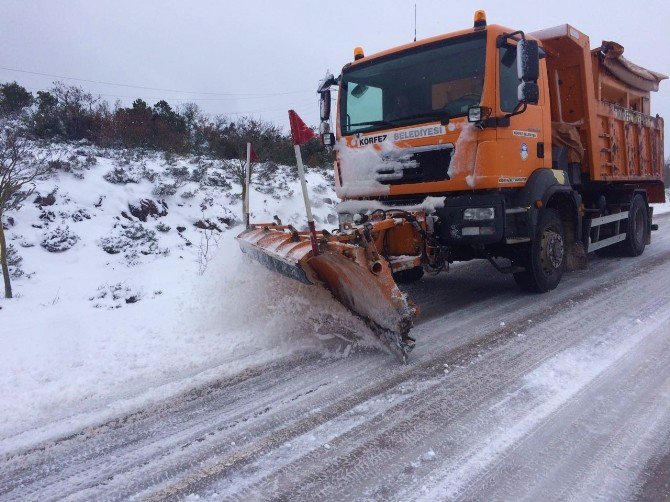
[621, 194, 648, 257]
[393, 266, 424, 284]
[513, 208, 565, 293]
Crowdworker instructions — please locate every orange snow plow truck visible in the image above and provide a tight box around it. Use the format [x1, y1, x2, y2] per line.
[238, 11, 666, 361]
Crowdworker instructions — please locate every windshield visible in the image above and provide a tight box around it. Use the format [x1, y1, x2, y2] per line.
[340, 32, 486, 135]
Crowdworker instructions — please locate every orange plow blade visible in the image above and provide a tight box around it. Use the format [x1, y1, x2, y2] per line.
[237, 224, 416, 361]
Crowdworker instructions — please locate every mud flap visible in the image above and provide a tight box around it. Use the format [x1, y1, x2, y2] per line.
[565, 241, 588, 271]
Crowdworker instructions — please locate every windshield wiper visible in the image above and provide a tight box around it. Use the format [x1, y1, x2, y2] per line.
[390, 112, 451, 125]
[347, 120, 395, 128]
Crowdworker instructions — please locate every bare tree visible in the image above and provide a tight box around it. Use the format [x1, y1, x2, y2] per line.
[222, 156, 258, 222]
[196, 227, 221, 276]
[0, 127, 49, 298]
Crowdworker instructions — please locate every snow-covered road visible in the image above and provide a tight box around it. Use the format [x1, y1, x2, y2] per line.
[2, 216, 670, 500]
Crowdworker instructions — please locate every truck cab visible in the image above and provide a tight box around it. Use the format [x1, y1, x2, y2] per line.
[328, 20, 549, 198]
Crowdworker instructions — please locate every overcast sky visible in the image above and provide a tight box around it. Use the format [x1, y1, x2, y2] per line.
[1, 0, 669, 139]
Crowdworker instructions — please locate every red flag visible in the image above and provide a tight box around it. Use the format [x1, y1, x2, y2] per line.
[249, 144, 259, 162]
[288, 109, 316, 146]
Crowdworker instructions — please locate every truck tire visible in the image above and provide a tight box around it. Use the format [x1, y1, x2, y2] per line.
[513, 208, 565, 293]
[393, 266, 424, 284]
[621, 194, 648, 257]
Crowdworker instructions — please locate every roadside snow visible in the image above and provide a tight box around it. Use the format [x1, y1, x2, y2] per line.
[418, 306, 670, 501]
[652, 189, 670, 215]
[0, 144, 365, 446]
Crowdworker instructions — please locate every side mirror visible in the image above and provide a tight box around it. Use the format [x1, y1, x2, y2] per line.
[517, 39, 539, 82]
[319, 89, 331, 121]
[517, 39, 539, 105]
[317, 73, 336, 93]
[517, 82, 539, 105]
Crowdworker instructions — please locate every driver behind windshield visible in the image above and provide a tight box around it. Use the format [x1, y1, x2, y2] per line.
[384, 74, 483, 125]
[431, 75, 483, 116]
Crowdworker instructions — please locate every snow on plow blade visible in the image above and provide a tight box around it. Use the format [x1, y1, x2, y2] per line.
[237, 224, 416, 361]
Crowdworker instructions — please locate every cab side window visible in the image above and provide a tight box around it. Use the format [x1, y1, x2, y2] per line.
[499, 46, 520, 113]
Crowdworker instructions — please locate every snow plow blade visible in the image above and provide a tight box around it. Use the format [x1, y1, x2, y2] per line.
[237, 224, 416, 361]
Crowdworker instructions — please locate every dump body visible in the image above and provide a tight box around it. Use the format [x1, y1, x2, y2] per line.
[532, 25, 665, 201]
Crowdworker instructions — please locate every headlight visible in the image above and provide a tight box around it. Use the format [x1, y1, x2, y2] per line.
[463, 207, 495, 221]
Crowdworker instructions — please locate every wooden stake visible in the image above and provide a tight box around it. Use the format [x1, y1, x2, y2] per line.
[294, 144, 319, 256]
[243, 142, 251, 229]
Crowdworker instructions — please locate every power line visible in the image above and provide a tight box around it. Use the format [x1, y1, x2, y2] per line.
[0, 65, 313, 97]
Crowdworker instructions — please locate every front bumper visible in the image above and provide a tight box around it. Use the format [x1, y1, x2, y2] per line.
[434, 194, 506, 245]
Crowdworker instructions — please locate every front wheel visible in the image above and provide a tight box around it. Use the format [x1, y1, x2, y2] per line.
[513, 208, 565, 293]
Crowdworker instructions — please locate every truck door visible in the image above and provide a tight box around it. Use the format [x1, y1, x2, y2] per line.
[496, 42, 546, 185]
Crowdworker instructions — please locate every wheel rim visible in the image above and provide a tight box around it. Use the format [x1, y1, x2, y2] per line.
[540, 229, 564, 275]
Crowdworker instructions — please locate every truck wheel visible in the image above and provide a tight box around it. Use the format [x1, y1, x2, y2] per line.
[393, 266, 424, 284]
[621, 194, 648, 257]
[513, 208, 565, 293]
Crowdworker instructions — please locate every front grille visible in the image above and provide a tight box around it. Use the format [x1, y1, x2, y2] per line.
[376, 145, 453, 185]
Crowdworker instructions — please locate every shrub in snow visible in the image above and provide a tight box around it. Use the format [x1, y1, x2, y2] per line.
[203, 171, 231, 190]
[14, 234, 34, 248]
[41, 225, 79, 252]
[127, 199, 168, 222]
[156, 222, 171, 233]
[152, 181, 179, 197]
[166, 165, 190, 182]
[47, 159, 70, 173]
[39, 210, 56, 223]
[47, 155, 96, 179]
[104, 166, 142, 184]
[34, 190, 57, 207]
[99, 222, 167, 263]
[142, 168, 159, 183]
[162, 150, 177, 166]
[7, 244, 24, 278]
[180, 190, 195, 199]
[194, 219, 222, 231]
[199, 195, 214, 210]
[313, 183, 328, 194]
[104, 160, 155, 185]
[114, 148, 148, 164]
[61, 208, 91, 222]
[190, 164, 208, 183]
[89, 282, 143, 309]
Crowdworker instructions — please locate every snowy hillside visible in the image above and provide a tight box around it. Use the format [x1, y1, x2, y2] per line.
[0, 144, 368, 446]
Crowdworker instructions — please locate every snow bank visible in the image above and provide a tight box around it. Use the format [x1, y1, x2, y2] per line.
[0, 144, 366, 445]
[652, 189, 670, 215]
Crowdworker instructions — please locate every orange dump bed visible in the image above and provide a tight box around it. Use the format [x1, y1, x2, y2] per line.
[531, 25, 666, 201]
